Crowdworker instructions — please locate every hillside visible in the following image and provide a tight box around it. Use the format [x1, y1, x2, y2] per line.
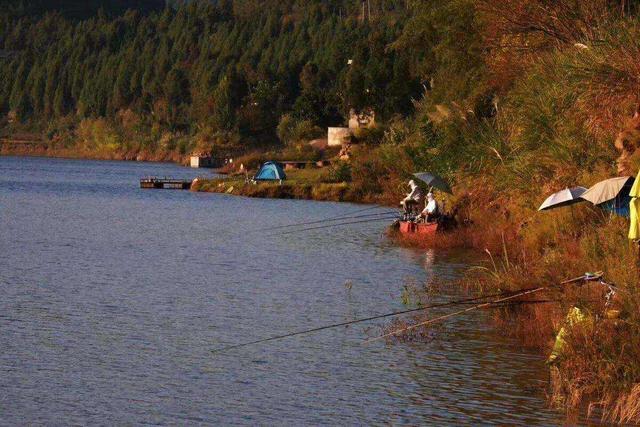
[0, 0, 415, 157]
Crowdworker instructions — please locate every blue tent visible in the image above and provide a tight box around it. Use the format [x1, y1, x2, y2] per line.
[601, 196, 631, 218]
[254, 161, 286, 181]
[582, 176, 634, 218]
[600, 178, 634, 218]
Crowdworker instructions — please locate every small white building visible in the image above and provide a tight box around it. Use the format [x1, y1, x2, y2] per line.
[327, 127, 351, 147]
[327, 109, 376, 147]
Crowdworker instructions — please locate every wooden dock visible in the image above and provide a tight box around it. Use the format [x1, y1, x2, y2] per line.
[140, 177, 192, 190]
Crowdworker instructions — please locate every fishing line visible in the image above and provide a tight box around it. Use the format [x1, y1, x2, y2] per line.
[251, 205, 397, 233]
[273, 215, 399, 236]
[274, 210, 400, 229]
[211, 288, 541, 354]
[260, 205, 390, 231]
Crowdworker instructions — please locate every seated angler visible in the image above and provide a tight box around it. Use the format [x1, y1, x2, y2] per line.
[421, 192, 440, 222]
[400, 180, 424, 217]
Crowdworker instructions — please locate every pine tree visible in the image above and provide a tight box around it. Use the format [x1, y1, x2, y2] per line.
[209, 75, 236, 132]
[113, 58, 133, 110]
[53, 85, 67, 117]
[9, 59, 30, 120]
[27, 63, 45, 114]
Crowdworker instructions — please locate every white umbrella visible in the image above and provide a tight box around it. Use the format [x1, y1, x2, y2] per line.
[538, 187, 587, 211]
[581, 176, 633, 205]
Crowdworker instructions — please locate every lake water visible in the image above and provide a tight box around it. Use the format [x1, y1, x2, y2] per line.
[0, 156, 562, 425]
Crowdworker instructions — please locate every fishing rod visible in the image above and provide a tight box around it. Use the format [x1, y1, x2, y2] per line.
[273, 215, 399, 236]
[363, 273, 607, 344]
[363, 271, 619, 344]
[250, 205, 397, 233]
[259, 205, 390, 232]
[211, 288, 544, 354]
[363, 285, 548, 344]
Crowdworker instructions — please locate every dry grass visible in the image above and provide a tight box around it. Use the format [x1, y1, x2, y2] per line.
[599, 383, 640, 424]
[552, 318, 640, 424]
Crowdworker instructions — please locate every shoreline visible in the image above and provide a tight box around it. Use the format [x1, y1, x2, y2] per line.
[191, 177, 369, 204]
[0, 146, 188, 165]
[195, 173, 640, 423]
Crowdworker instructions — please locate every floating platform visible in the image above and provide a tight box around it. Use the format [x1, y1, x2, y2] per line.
[140, 177, 192, 190]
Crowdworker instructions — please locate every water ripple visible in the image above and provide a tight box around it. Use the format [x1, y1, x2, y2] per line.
[0, 156, 563, 425]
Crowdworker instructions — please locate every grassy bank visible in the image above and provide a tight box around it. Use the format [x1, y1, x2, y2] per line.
[192, 166, 399, 205]
[193, 176, 354, 203]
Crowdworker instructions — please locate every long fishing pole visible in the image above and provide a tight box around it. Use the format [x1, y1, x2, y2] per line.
[363, 285, 550, 344]
[274, 210, 399, 230]
[274, 215, 399, 236]
[362, 272, 615, 344]
[211, 288, 541, 354]
[213, 274, 599, 354]
[251, 206, 397, 233]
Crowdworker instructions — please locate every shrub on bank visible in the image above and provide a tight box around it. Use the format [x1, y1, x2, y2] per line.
[277, 114, 323, 146]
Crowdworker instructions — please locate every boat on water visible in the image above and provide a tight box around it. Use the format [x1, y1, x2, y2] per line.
[392, 212, 456, 235]
[397, 220, 439, 235]
[394, 171, 456, 236]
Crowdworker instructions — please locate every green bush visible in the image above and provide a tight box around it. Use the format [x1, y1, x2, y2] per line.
[326, 161, 352, 183]
[77, 118, 121, 152]
[352, 126, 385, 145]
[276, 114, 323, 145]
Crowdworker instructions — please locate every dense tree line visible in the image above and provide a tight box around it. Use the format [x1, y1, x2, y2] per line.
[0, 0, 420, 148]
[0, 0, 166, 19]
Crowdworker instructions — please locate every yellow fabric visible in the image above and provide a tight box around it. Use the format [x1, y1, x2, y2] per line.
[547, 307, 590, 365]
[630, 170, 640, 239]
[630, 170, 640, 197]
[630, 197, 640, 239]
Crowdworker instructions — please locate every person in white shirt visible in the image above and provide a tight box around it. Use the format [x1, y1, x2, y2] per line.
[421, 192, 439, 222]
[400, 180, 424, 214]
